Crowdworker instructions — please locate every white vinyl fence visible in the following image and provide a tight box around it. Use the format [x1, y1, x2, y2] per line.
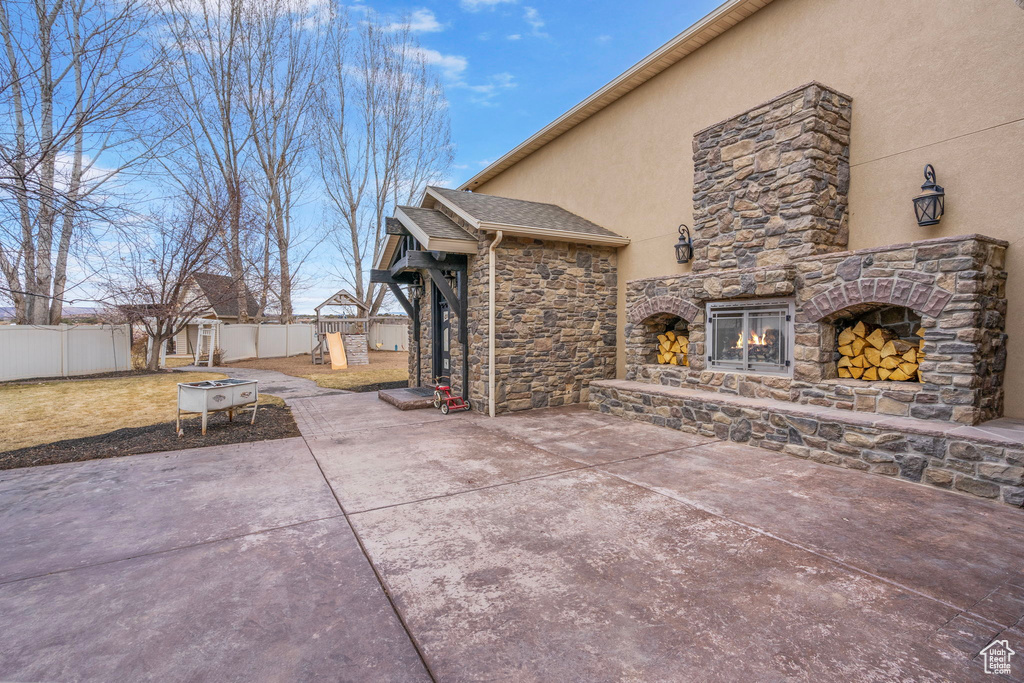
[0, 324, 132, 381]
[368, 320, 408, 351]
[218, 323, 314, 362]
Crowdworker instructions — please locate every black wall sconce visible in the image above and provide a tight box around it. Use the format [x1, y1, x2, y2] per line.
[674, 224, 694, 264]
[913, 164, 945, 227]
[410, 281, 424, 300]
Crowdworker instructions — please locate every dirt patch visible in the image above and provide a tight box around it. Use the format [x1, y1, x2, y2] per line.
[220, 352, 409, 391]
[0, 405, 300, 471]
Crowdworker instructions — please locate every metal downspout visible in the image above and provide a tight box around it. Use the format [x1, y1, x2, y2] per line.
[488, 230, 503, 418]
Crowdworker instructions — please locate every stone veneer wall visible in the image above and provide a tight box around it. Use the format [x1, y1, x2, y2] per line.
[406, 216, 618, 413]
[691, 82, 852, 272]
[625, 234, 1008, 425]
[464, 235, 618, 413]
[590, 380, 1024, 508]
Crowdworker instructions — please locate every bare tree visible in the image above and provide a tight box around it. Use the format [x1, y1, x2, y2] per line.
[315, 5, 453, 316]
[239, 0, 323, 323]
[103, 196, 223, 370]
[0, 0, 161, 324]
[157, 0, 253, 323]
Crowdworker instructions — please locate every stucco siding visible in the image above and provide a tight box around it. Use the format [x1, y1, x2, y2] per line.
[473, 0, 1024, 417]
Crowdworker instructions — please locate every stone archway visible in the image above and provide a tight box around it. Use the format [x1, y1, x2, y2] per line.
[626, 295, 700, 326]
[803, 277, 952, 323]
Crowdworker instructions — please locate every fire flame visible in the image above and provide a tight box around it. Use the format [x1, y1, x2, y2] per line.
[734, 331, 766, 348]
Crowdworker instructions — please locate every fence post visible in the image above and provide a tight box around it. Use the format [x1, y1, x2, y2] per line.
[60, 324, 69, 378]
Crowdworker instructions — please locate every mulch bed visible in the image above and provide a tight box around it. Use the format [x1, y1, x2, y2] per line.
[0, 369, 166, 386]
[346, 380, 410, 393]
[0, 405, 300, 471]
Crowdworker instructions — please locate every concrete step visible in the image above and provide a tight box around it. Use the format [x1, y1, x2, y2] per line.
[378, 387, 436, 411]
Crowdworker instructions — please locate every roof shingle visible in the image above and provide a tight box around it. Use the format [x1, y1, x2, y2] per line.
[427, 186, 623, 240]
[398, 206, 476, 242]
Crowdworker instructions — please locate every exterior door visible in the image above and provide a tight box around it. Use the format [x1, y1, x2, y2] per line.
[433, 285, 451, 381]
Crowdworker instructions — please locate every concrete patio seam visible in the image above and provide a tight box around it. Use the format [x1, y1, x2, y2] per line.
[0, 513, 348, 587]
[597, 465, 1012, 632]
[342, 438, 726, 516]
[298, 435, 439, 683]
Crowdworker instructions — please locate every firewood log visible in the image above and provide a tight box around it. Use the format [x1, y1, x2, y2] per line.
[863, 366, 879, 381]
[880, 339, 916, 358]
[902, 348, 918, 363]
[899, 361, 919, 375]
[838, 367, 853, 379]
[852, 321, 871, 338]
[878, 367, 892, 380]
[665, 330, 676, 341]
[880, 356, 902, 370]
[916, 327, 926, 338]
[657, 353, 666, 364]
[850, 355, 866, 368]
[863, 347, 882, 366]
[852, 338, 868, 356]
[866, 328, 895, 350]
[889, 367, 911, 381]
[849, 366, 865, 379]
[837, 356, 853, 368]
[658, 334, 668, 345]
[837, 328, 858, 346]
[668, 355, 678, 365]
[838, 344, 854, 356]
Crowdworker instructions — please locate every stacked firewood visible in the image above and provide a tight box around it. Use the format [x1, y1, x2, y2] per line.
[836, 321, 925, 382]
[656, 330, 689, 366]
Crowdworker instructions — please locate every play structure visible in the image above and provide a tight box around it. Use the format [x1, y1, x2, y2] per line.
[312, 289, 370, 366]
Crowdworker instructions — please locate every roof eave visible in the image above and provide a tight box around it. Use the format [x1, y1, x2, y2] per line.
[457, 0, 774, 191]
[479, 221, 631, 247]
[395, 206, 478, 255]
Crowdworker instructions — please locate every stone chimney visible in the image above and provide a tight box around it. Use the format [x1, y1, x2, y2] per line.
[691, 82, 852, 273]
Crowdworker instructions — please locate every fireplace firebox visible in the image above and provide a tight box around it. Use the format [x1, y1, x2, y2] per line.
[707, 300, 793, 376]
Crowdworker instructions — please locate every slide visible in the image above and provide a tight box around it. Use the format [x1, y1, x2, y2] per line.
[326, 331, 348, 370]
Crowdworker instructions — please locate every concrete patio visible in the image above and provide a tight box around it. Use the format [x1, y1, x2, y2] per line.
[2, 392, 1023, 681]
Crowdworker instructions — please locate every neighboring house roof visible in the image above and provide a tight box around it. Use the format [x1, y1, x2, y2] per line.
[423, 186, 629, 246]
[191, 272, 259, 319]
[458, 0, 774, 190]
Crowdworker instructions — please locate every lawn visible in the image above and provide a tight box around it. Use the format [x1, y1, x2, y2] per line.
[0, 372, 285, 452]
[222, 351, 409, 391]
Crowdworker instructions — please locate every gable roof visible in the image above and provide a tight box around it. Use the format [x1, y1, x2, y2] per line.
[458, 0, 774, 191]
[397, 206, 477, 248]
[315, 289, 368, 312]
[191, 272, 259, 319]
[424, 186, 629, 246]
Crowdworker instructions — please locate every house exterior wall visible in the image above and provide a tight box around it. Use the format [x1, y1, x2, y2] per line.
[471, 0, 1024, 418]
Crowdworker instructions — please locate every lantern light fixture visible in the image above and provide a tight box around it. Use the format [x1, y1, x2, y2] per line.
[913, 164, 945, 227]
[410, 281, 424, 300]
[674, 224, 694, 264]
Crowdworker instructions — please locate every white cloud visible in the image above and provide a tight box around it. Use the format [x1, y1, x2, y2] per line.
[409, 47, 469, 81]
[387, 8, 444, 33]
[506, 33, 521, 40]
[523, 6, 547, 37]
[596, 34, 612, 44]
[460, 0, 516, 11]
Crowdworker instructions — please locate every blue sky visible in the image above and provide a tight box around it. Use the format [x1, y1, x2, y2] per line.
[371, 0, 724, 187]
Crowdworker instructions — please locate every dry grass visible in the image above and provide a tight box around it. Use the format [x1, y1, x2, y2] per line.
[223, 351, 409, 391]
[0, 372, 285, 452]
[163, 356, 196, 368]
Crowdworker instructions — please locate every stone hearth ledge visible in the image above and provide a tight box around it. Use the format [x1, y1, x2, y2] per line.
[589, 379, 1024, 508]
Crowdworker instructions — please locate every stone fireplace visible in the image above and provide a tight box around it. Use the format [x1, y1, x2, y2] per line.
[593, 82, 1016, 507]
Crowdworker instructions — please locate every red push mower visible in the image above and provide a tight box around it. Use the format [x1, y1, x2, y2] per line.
[432, 376, 471, 414]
